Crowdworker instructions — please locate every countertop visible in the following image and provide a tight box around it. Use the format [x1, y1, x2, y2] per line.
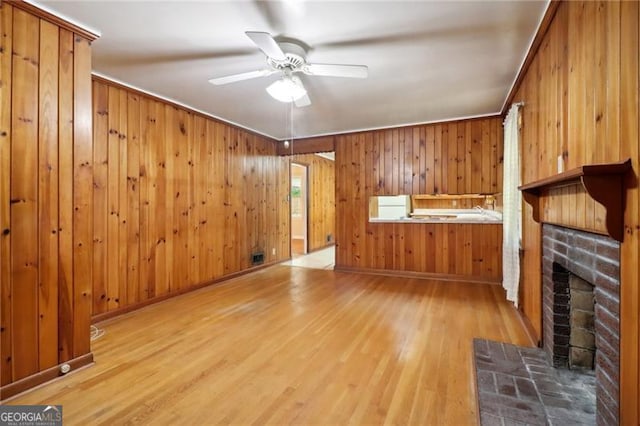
[369, 209, 503, 224]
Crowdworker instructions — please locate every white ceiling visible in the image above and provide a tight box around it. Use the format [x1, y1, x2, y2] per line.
[39, 0, 548, 140]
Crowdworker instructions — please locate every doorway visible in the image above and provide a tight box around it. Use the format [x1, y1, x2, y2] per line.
[290, 162, 308, 256]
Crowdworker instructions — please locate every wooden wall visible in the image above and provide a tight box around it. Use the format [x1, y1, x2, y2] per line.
[334, 117, 504, 282]
[0, 1, 95, 395]
[511, 1, 639, 422]
[277, 135, 335, 156]
[290, 154, 335, 252]
[91, 78, 290, 319]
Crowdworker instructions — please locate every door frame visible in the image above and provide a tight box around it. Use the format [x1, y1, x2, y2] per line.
[290, 161, 310, 255]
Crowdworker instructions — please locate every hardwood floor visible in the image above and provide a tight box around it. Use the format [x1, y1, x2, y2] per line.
[7, 266, 531, 425]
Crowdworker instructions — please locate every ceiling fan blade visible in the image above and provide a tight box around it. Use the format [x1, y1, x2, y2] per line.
[295, 93, 311, 108]
[245, 31, 287, 61]
[303, 63, 368, 78]
[209, 69, 275, 85]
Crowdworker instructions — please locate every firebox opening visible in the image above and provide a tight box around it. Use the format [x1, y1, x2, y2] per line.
[569, 273, 596, 370]
[549, 262, 597, 371]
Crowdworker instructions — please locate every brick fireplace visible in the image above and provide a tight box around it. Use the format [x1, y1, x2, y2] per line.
[542, 224, 620, 425]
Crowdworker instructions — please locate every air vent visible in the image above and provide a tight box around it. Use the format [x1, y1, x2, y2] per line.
[251, 251, 265, 265]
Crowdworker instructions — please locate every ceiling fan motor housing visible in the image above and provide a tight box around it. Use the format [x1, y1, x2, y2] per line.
[267, 42, 308, 71]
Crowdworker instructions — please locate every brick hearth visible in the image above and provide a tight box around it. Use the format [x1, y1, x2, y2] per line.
[474, 339, 596, 425]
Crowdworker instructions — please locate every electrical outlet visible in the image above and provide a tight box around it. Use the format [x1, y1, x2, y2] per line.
[272, 247, 276, 255]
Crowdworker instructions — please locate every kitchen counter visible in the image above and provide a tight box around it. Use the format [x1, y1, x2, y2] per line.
[369, 208, 502, 224]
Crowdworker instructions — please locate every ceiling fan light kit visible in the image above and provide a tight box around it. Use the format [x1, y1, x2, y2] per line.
[266, 76, 307, 102]
[209, 31, 369, 108]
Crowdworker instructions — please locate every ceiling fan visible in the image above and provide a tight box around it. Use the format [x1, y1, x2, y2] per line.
[209, 31, 368, 107]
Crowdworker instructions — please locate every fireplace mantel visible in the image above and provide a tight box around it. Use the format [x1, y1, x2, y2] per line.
[519, 159, 632, 242]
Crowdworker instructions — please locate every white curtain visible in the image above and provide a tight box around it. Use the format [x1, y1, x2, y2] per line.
[502, 104, 522, 306]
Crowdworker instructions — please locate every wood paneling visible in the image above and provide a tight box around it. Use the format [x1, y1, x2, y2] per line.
[540, 184, 608, 236]
[37, 20, 59, 371]
[57, 28, 75, 363]
[9, 266, 531, 424]
[0, 0, 14, 387]
[335, 118, 503, 282]
[511, 1, 639, 422]
[3, 0, 99, 42]
[11, 6, 40, 382]
[290, 154, 335, 252]
[277, 135, 335, 156]
[0, 2, 94, 396]
[89, 79, 291, 318]
[72, 35, 93, 358]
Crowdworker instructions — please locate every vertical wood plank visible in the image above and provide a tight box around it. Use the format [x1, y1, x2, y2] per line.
[465, 121, 473, 194]
[404, 127, 413, 194]
[433, 125, 442, 194]
[440, 125, 448, 194]
[489, 119, 498, 194]
[0, 1, 13, 385]
[138, 96, 150, 302]
[187, 114, 199, 285]
[392, 129, 399, 194]
[106, 86, 119, 310]
[471, 121, 482, 194]
[57, 28, 74, 363]
[582, 1, 596, 164]
[418, 127, 426, 194]
[605, 1, 621, 164]
[72, 35, 93, 358]
[37, 20, 59, 370]
[412, 127, 420, 194]
[425, 126, 435, 194]
[147, 100, 160, 299]
[117, 89, 128, 307]
[481, 120, 491, 193]
[164, 105, 176, 290]
[10, 8, 40, 380]
[593, 1, 607, 164]
[153, 101, 167, 296]
[174, 109, 189, 289]
[619, 1, 639, 422]
[92, 81, 108, 315]
[127, 93, 140, 304]
[457, 122, 466, 194]
[447, 123, 458, 195]
[496, 119, 504, 198]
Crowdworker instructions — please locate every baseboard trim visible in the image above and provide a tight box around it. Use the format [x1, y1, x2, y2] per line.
[333, 266, 501, 285]
[514, 306, 540, 347]
[0, 353, 94, 401]
[91, 260, 281, 324]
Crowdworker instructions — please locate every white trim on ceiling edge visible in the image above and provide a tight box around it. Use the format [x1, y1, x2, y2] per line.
[25, 0, 102, 37]
[499, 0, 552, 113]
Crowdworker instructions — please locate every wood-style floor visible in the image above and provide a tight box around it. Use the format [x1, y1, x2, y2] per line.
[8, 265, 531, 425]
